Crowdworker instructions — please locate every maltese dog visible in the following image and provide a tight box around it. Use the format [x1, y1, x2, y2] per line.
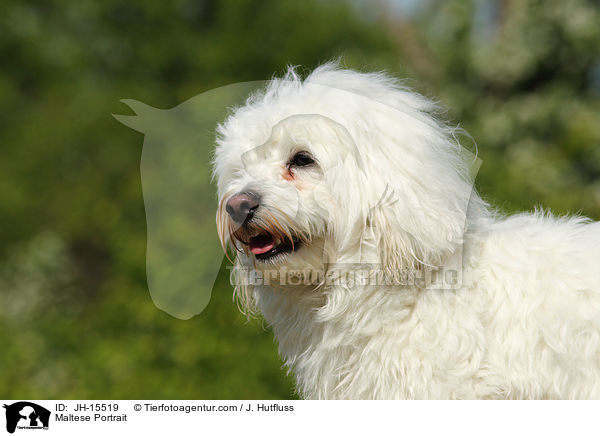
[214, 64, 600, 399]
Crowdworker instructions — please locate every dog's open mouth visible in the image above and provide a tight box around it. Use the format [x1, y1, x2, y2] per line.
[249, 233, 302, 261]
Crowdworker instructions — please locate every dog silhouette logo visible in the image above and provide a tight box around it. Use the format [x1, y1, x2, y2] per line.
[3, 402, 50, 434]
[113, 81, 266, 319]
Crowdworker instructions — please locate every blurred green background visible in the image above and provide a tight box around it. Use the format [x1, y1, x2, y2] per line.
[1, 0, 599, 399]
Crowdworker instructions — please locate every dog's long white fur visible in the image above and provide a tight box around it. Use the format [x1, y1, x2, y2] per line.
[214, 64, 600, 399]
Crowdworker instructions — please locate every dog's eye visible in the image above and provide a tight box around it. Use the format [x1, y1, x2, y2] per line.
[289, 151, 315, 168]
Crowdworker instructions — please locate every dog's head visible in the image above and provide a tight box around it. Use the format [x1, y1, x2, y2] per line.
[214, 65, 483, 312]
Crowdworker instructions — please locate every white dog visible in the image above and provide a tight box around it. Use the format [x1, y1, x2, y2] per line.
[214, 64, 600, 399]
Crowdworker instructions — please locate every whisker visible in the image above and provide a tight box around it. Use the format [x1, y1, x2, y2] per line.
[217, 198, 236, 263]
[263, 213, 287, 243]
[266, 210, 292, 243]
[270, 206, 308, 248]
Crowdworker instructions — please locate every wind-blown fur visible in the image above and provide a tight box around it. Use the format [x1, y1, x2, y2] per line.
[213, 64, 600, 399]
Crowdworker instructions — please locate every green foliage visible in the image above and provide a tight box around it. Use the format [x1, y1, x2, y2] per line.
[411, 0, 600, 216]
[0, 0, 598, 398]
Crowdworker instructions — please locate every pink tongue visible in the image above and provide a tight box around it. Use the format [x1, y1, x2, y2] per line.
[249, 235, 276, 254]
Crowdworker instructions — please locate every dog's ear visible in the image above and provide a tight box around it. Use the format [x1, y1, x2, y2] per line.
[364, 184, 472, 278]
[322, 93, 484, 281]
[365, 109, 483, 280]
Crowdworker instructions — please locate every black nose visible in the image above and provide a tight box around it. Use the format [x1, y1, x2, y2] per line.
[225, 191, 260, 224]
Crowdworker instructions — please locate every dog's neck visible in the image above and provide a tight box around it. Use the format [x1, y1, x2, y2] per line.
[251, 230, 473, 399]
[254, 270, 423, 399]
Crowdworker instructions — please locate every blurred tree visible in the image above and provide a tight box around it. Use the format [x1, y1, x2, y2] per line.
[405, 0, 600, 216]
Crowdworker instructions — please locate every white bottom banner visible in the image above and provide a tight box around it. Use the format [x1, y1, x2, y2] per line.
[0, 400, 594, 436]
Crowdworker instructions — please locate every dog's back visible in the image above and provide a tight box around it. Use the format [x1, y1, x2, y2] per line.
[463, 213, 600, 398]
